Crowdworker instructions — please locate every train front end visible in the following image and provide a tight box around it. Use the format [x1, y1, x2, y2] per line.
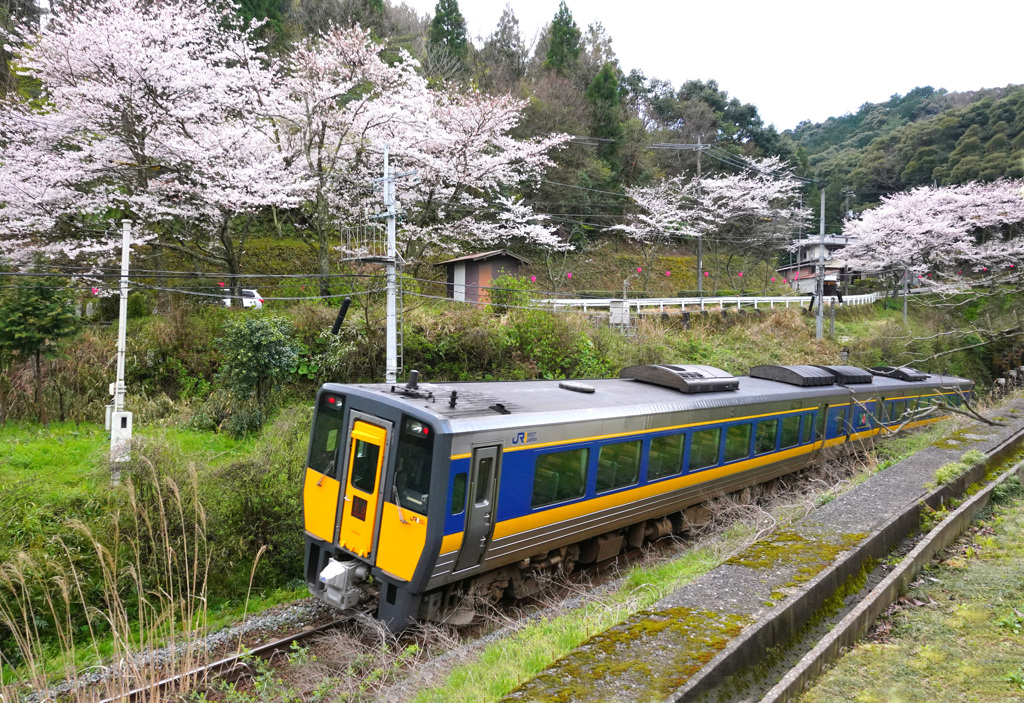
[301, 384, 445, 630]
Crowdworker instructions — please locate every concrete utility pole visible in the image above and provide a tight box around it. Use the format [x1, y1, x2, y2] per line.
[696, 136, 703, 297]
[375, 144, 416, 384]
[816, 188, 826, 340]
[903, 268, 909, 325]
[109, 220, 133, 471]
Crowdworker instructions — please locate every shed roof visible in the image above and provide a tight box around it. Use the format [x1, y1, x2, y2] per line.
[434, 249, 532, 266]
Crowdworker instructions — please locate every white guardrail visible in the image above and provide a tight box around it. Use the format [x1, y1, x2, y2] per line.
[542, 291, 882, 314]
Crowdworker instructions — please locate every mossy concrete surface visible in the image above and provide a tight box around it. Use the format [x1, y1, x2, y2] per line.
[508, 396, 1024, 702]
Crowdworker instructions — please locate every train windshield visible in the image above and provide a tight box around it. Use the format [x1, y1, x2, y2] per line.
[308, 392, 346, 476]
[394, 417, 434, 515]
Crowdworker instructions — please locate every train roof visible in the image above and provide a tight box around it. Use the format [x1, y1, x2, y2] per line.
[323, 369, 971, 435]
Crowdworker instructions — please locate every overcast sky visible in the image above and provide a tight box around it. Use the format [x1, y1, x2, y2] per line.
[400, 0, 1024, 131]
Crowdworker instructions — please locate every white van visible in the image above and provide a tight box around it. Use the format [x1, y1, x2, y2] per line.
[222, 288, 264, 309]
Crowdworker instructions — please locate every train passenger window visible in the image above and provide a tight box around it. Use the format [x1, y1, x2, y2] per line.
[308, 393, 346, 476]
[451, 473, 467, 515]
[394, 417, 434, 514]
[649, 434, 685, 481]
[780, 415, 800, 449]
[597, 440, 641, 493]
[803, 413, 814, 444]
[350, 440, 380, 493]
[894, 401, 907, 421]
[755, 420, 778, 455]
[724, 424, 752, 463]
[532, 448, 589, 508]
[688, 428, 721, 471]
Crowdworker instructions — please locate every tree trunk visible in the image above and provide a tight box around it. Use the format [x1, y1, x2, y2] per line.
[34, 350, 47, 426]
[0, 363, 8, 426]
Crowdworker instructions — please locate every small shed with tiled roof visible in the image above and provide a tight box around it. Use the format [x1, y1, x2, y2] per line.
[435, 250, 531, 304]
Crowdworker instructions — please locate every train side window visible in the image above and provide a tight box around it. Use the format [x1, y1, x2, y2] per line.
[724, 424, 752, 463]
[755, 419, 778, 455]
[689, 428, 721, 471]
[780, 415, 801, 449]
[451, 473, 467, 515]
[532, 448, 589, 508]
[649, 433, 685, 481]
[894, 401, 907, 420]
[597, 440, 642, 493]
[803, 413, 814, 444]
[815, 405, 827, 440]
[836, 406, 848, 434]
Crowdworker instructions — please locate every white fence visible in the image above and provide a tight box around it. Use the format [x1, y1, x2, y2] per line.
[542, 292, 881, 314]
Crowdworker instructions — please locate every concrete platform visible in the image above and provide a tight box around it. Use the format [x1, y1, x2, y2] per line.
[504, 397, 1024, 702]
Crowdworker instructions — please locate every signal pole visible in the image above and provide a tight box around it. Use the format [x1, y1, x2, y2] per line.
[816, 188, 825, 340]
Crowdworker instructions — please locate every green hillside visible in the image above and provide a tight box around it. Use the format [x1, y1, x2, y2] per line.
[787, 85, 1024, 222]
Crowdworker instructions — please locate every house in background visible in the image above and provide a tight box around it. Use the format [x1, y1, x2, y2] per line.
[435, 250, 531, 304]
[776, 235, 862, 295]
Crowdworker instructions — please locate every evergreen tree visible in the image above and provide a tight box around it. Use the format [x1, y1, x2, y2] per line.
[586, 62, 623, 164]
[479, 4, 527, 91]
[427, 0, 468, 59]
[0, 278, 79, 425]
[543, 1, 581, 75]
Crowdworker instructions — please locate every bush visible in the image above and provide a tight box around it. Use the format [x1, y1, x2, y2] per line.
[489, 274, 533, 314]
[216, 314, 300, 406]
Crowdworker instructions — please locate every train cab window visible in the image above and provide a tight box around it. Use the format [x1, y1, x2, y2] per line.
[724, 424, 752, 463]
[451, 473, 467, 515]
[649, 433, 685, 481]
[393, 417, 434, 515]
[755, 419, 778, 455]
[780, 415, 801, 449]
[597, 440, 641, 493]
[532, 448, 589, 508]
[689, 428, 721, 471]
[308, 393, 346, 476]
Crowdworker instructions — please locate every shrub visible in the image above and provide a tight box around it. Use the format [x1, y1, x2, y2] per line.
[216, 314, 300, 406]
[489, 274, 534, 314]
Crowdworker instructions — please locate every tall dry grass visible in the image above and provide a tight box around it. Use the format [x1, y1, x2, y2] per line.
[0, 458, 213, 702]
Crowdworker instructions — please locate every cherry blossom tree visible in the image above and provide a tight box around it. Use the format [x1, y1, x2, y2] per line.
[615, 157, 807, 292]
[0, 0, 303, 295]
[842, 180, 1024, 290]
[265, 26, 568, 288]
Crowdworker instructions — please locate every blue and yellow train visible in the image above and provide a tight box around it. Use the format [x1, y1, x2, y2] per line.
[301, 363, 972, 630]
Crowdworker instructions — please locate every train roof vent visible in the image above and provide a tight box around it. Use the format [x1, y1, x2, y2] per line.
[620, 364, 739, 393]
[869, 366, 929, 382]
[814, 365, 874, 385]
[749, 365, 836, 387]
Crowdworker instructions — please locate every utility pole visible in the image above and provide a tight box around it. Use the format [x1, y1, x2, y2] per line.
[696, 136, 703, 297]
[816, 188, 825, 340]
[903, 268, 909, 325]
[109, 220, 133, 472]
[374, 144, 416, 384]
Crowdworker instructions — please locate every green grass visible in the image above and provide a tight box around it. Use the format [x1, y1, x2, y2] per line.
[411, 549, 718, 703]
[799, 483, 1024, 703]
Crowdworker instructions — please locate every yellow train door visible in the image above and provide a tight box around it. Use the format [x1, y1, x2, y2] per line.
[338, 414, 392, 559]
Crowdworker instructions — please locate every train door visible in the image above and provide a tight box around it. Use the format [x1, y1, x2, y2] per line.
[337, 412, 393, 559]
[454, 445, 501, 571]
